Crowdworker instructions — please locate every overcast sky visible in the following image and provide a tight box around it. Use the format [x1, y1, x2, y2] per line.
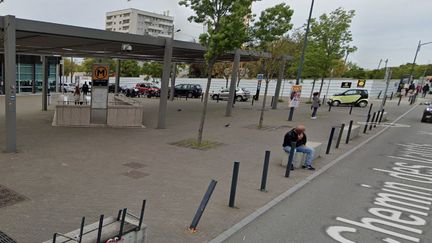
[1, 0, 432, 69]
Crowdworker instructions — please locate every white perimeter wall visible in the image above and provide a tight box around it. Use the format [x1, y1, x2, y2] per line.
[107, 77, 400, 99]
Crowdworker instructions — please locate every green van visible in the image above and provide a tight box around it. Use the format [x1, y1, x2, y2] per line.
[327, 89, 369, 107]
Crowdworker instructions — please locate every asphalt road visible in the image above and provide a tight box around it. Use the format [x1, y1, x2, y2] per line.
[225, 105, 432, 243]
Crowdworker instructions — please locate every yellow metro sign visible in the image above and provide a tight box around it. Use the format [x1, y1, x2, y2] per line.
[92, 64, 109, 86]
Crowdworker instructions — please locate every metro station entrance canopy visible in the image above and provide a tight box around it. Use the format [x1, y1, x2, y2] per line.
[0, 16, 265, 62]
[0, 15, 277, 153]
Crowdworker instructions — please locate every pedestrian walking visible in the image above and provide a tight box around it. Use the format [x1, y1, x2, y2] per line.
[423, 84, 430, 98]
[82, 82, 89, 96]
[74, 85, 81, 105]
[311, 92, 320, 119]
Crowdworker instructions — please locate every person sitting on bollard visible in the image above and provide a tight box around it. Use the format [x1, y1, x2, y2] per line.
[283, 125, 315, 170]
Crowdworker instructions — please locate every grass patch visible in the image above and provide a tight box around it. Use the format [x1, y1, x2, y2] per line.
[304, 100, 312, 104]
[278, 99, 284, 103]
[170, 139, 223, 150]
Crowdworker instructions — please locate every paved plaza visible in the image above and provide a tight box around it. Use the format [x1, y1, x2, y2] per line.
[0, 93, 418, 242]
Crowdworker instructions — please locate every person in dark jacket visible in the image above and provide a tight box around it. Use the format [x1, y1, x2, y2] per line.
[423, 84, 430, 98]
[82, 82, 89, 96]
[283, 125, 315, 170]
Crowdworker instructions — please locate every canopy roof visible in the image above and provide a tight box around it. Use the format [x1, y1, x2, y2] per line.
[0, 16, 272, 63]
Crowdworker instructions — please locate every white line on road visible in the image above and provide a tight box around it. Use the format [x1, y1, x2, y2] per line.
[210, 105, 420, 243]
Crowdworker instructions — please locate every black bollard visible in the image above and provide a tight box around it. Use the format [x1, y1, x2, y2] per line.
[349, 105, 353, 115]
[398, 95, 402, 106]
[271, 96, 274, 107]
[379, 109, 385, 123]
[369, 112, 376, 130]
[119, 208, 127, 237]
[201, 94, 204, 102]
[390, 92, 393, 100]
[252, 98, 254, 106]
[336, 123, 345, 149]
[285, 142, 296, 178]
[374, 110, 380, 128]
[377, 91, 382, 99]
[96, 215, 104, 243]
[260, 151, 270, 191]
[326, 127, 336, 154]
[328, 103, 332, 112]
[346, 120, 354, 144]
[368, 103, 374, 115]
[322, 95, 326, 105]
[189, 180, 217, 231]
[78, 217, 85, 243]
[363, 113, 371, 134]
[229, 161, 240, 208]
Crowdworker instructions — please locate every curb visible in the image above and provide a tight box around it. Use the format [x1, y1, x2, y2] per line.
[209, 104, 419, 243]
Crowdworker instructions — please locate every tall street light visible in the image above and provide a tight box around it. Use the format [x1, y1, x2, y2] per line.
[409, 40, 432, 84]
[288, 0, 315, 121]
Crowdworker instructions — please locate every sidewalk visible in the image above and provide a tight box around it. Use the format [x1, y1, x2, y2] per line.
[0, 94, 419, 242]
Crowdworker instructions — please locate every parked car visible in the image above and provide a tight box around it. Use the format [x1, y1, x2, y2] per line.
[135, 82, 161, 98]
[327, 89, 369, 107]
[62, 83, 75, 93]
[421, 104, 432, 123]
[170, 84, 202, 98]
[211, 87, 251, 101]
[108, 84, 126, 93]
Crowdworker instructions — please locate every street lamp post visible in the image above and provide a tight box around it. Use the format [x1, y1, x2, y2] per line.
[409, 40, 432, 84]
[288, 0, 315, 121]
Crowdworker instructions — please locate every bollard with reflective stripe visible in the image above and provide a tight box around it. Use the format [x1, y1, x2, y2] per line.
[346, 120, 353, 144]
[260, 151, 270, 191]
[369, 112, 376, 130]
[398, 95, 402, 106]
[326, 127, 336, 154]
[229, 162, 240, 208]
[349, 105, 353, 115]
[379, 109, 385, 124]
[189, 180, 217, 232]
[363, 113, 371, 134]
[374, 110, 380, 128]
[285, 142, 296, 178]
[335, 123, 345, 149]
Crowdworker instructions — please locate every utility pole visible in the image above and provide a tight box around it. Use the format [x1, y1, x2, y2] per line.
[288, 0, 315, 121]
[380, 59, 390, 111]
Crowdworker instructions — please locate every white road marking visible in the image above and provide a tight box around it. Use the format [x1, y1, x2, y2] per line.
[361, 184, 373, 188]
[417, 131, 432, 136]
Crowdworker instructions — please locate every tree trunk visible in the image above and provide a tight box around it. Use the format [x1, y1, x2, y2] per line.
[197, 62, 214, 145]
[309, 78, 316, 102]
[318, 77, 325, 97]
[258, 79, 270, 129]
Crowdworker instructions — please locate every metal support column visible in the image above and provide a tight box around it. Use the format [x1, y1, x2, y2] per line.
[4, 15, 17, 153]
[225, 49, 241, 117]
[170, 62, 177, 101]
[272, 58, 286, 109]
[42, 56, 49, 111]
[115, 59, 121, 95]
[157, 38, 173, 129]
[31, 62, 36, 93]
[55, 63, 60, 93]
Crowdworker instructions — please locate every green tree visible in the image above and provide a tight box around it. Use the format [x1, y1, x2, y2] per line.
[250, 3, 294, 128]
[180, 0, 254, 144]
[120, 60, 141, 77]
[141, 61, 163, 81]
[305, 8, 356, 95]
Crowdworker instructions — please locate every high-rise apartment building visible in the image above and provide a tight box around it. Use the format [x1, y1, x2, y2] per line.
[105, 8, 174, 38]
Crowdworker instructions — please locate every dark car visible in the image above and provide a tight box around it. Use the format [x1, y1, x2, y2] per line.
[421, 105, 432, 123]
[171, 84, 202, 98]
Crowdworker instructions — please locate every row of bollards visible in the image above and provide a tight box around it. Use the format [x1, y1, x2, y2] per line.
[326, 119, 354, 155]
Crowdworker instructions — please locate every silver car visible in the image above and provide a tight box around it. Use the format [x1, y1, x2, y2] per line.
[212, 88, 251, 102]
